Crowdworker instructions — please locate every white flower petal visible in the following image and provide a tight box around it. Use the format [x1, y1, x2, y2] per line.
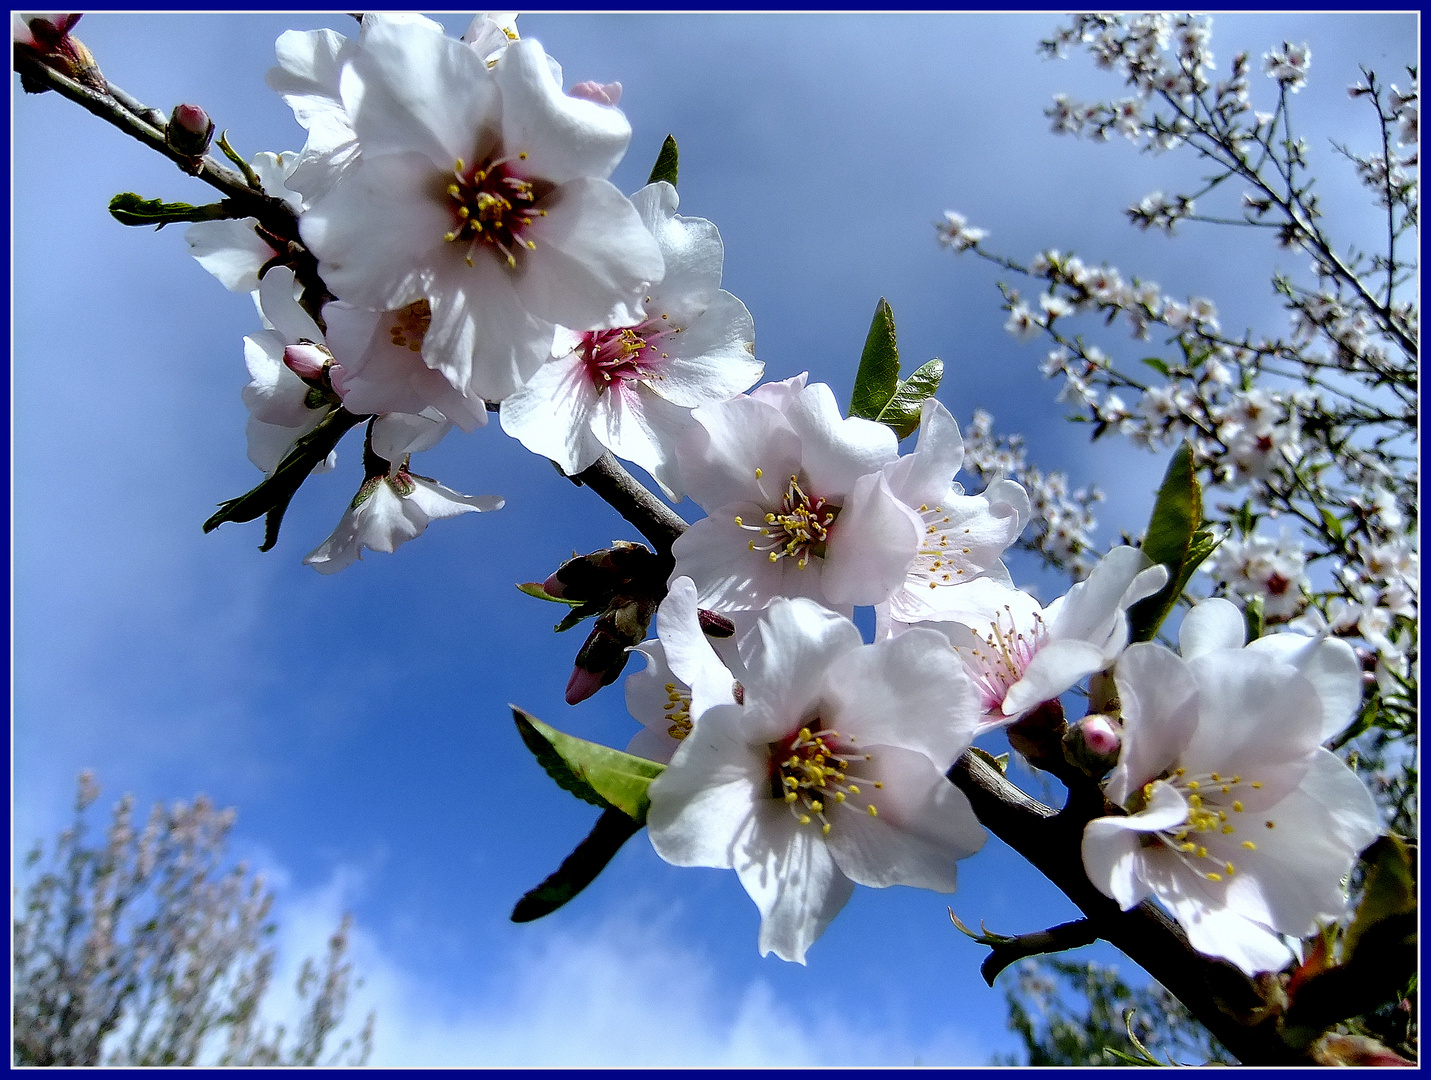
[741, 598, 863, 736]
[820, 472, 920, 608]
[1246, 633, 1362, 742]
[185, 219, 275, 293]
[883, 399, 964, 508]
[742, 814, 854, 965]
[424, 257, 551, 402]
[678, 396, 801, 513]
[1107, 643, 1200, 806]
[1179, 597, 1247, 658]
[641, 291, 761, 409]
[498, 351, 605, 475]
[656, 576, 738, 718]
[597, 381, 695, 500]
[784, 382, 899, 499]
[1000, 638, 1107, 718]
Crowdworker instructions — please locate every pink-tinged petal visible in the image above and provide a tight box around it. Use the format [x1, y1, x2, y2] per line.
[1179, 597, 1246, 658]
[424, 257, 551, 402]
[749, 372, 809, 410]
[1000, 638, 1107, 719]
[884, 399, 965, 508]
[819, 628, 979, 768]
[322, 303, 489, 431]
[370, 413, 451, 461]
[1183, 650, 1324, 791]
[300, 153, 449, 310]
[516, 178, 663, 331]
[498, 351, 606, 475]
[821, 472, 920, 608]
[403, 475, 503, 519]
[1221, 748, 1380, 938]
[597, 381, 695, 500]
[1082, 783, 1189, 907]
[1047, 546, 1163, 652]
[826, 744, 984, 892]
[739, 810, 854, 965]
[678, 396, 801, 513]
[185, 219, 274, 293]
[241, 333, 317, 429]
[642, 291, 761, 409]
[1246, 633, 1362, 742]
[342, 17, 496, 164]
[741, 598, 864, 737]
[785, 382, 899, 499]
[494, 38, 632, 185]
[646, 703, 767, 867]
[630, 182, 723, 322]
[655, 577, 739, 718]
[257, 266, 321, 345]
[1107, 643, 1200, 805]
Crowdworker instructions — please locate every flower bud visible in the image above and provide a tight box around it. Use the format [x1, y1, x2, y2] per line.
[564, 665, 606, 706]
[1062, 713, 1122, 778]
[1005, 698, 1067, 772]
[282, 341, 330, 382]
[541, 571, 567, 599]
[568, 80, 622, 106]
[13, 12, 104, 93]
[165, 103, 214, 159]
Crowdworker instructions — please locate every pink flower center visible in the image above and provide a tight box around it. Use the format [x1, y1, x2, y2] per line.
[580, 323, 672, 389]
[735, 473, 840, 569]
[768, 725, 880, 835]
[959, 606, 1048, 713]
[444, 153, 546, 268]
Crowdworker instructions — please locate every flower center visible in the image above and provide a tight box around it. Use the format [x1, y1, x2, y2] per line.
[956, 604, 1048, 713]
[580, 312, 680, 390]
[443, 153, 545, 268]
[663, 681, 693, 741]
[768, 725, 881, 835]
[388, 300, 431, 353]
[734, 472, 840, 569]
[913, 503, 979, 590]
[1136, 769, 1272, 883]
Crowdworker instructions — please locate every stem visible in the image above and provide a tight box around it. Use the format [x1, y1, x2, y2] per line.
[570, 454, 688, 556]
[948, 751, 1309, 1065]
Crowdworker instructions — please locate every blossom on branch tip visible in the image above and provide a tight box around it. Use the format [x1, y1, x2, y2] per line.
[646, 597, 985, 963]
[1082, 607, 1380, 975]
[500, 181, 760, 498]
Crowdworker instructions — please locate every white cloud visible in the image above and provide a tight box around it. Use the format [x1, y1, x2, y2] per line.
[262, 870, 993, 1068]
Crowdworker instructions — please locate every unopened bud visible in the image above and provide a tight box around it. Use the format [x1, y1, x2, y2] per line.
[1062, 713, 1122, 778]
[542, 572, 567, 599]
[564, 665, 606, 706]
[166, 103, 214, 159]
[697, 608, 735, 638]
[282, 341, 330, 382]
[568, 80, 622, 106]
[14, 12, 104, 93]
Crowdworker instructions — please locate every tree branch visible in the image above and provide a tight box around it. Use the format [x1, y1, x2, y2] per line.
[948, 751, 1309, 1065]
[570, 454, 688, 556]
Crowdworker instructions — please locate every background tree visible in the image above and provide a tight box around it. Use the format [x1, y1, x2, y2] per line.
[13, 772, 375, 1067]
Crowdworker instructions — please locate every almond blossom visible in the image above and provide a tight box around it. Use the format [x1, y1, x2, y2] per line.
[669, 377, 918, 612]
[646, 597, 986, 963]
[185, 150, 302, 296]
[1082, 611, 1381, 975]
[500, 181, 761, 498]
[290, 18, 664, 404]
[919, 546, 1168, 730]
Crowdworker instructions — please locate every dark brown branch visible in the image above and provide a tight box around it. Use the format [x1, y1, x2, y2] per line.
[570, 454, 688, 556]
[949, 751, 1309, 1065]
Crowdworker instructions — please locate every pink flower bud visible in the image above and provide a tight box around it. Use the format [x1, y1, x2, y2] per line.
[165, 103, 214, 158]
[565, 665, 606, 706]
[1081, 715, 1121, 758]
[542, 572, 567, 599]
[568, 80, 622, 107]
[282, 342, 329, 382]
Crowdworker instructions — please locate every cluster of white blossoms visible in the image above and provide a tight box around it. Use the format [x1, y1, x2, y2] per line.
[185, 13, 762, 569]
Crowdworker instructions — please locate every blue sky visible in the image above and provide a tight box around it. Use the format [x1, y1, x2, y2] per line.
[12, 12, 1416, 1066]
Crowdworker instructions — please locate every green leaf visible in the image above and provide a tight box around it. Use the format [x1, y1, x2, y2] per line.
[1320, 507, 1346, 544]
[1126, 443, 1221, 643]
[217, 130, 263, 189]
[109, 192, 235, 228]
[849, 298, 901, 422]
[1140, 356, 1170, 377]
[1343, 835, 1416, 958]
[512, 708, 665, 822]
[510, 807, 642, 923]
[203, 407, 366, 550]
[553, 601, 604, 633]
[876, 357, 944, 440]
[1242, 594, 1264, 642]
[646, 134, 678, 188]
[515, 582, 584, 607]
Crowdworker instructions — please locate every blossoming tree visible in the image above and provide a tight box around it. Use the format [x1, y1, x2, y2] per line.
[13, 12, 1416, 1066]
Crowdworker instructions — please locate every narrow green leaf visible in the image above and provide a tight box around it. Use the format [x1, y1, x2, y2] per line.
[217, 130, 263, 189]
[515, 582, 584, 607]
[554, 601, 603, 633]
[1140, 356, 1171, 377]
[646, 134, 678, 188]
[512, 708, 665, 822]
[109, 192, 234, 228]
[1320, 507, 1346, 543]
[875, 357, 944, 440]
[848, 298, 901, 422]
[1127, 443, 1215, 643]
[203, 407, 366, 550]
[1242, 594, 1265, 642]
[510, 808, 641, 923]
